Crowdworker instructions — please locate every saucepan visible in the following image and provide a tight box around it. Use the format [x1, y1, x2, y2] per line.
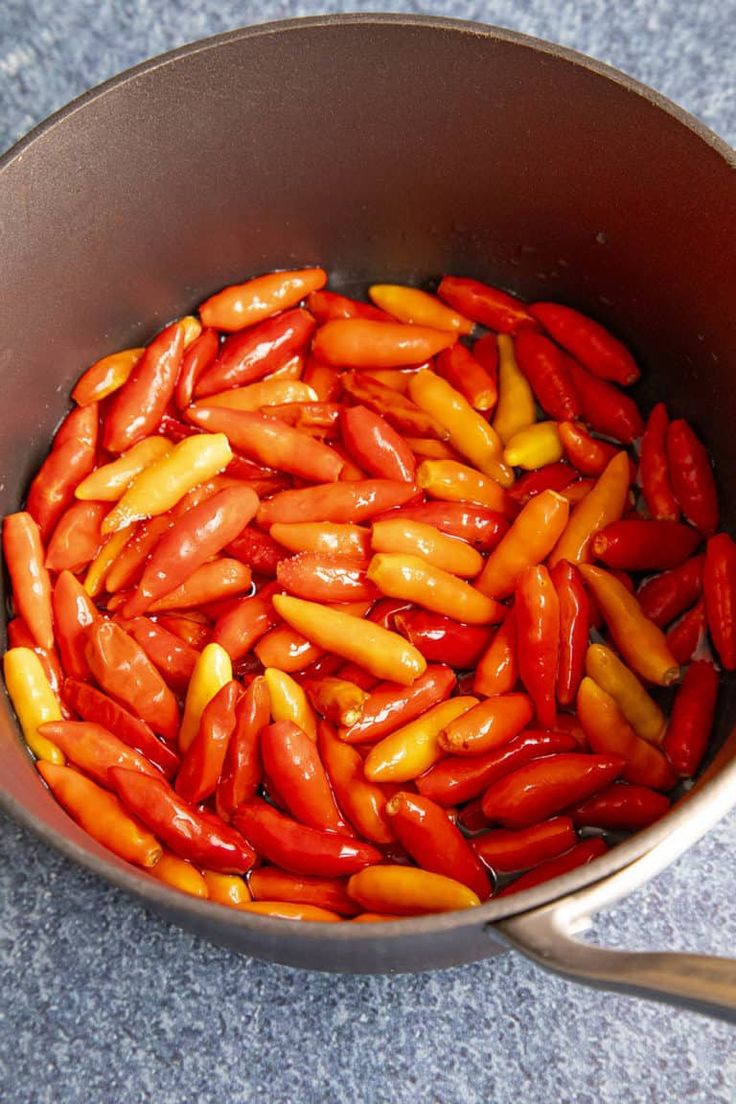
[1, 14, 735, 1019]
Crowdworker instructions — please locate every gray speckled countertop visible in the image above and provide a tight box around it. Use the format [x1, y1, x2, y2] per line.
[1, 3, 735, 1102]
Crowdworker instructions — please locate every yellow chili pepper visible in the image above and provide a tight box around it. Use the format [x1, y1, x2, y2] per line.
[150, 851, 209, 898]
[347, 865, 481, 914]
[76, 437, 173, 501]
[579, 565, 680, 686]
[476, 490, 569, 598]
[102, 432, 233, 534]
[549, 451, 630, 567]
[83, 528, 132, 597]
[71, 346, 144, 405]
[363, 695, 478, 782]
[3, 647, 64, 763]
[367, 553, 503, 625]
[179, 315, 202, 348]
[368, 285, 474, 334]
[179, 642, 233, 752]
[272, 595, 426, 685]
[585, 644, 666, 745]
[202, 870, 253, 907]
[264, 667, 317, 741]
[416, 459, 509, 513]
[370, 517, 484, 578]
[503, 421, 563, 470]
[492, 335, 537, 444]
[408, 369, 513, 487]
[203, 379, 318, 411]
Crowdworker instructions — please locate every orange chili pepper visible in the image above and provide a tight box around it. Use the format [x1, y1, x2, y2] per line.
[437, 275, 536, 334]
[26, 404, 99, 540]
[548, 451, 630, 566]
[363, 695, 478, 782]
[312, 319, 455, 368]
[264, 667, 318, 740]
[476, 490, 569, 598]
[341, 371, 450, 440]
[150, 851, 209, 898]
[347, 865, 480, 915]
[317, 721, 395, 844]
[367, 553, 503, 625]
[201, 870, 252, 908]
[44, 500, 106, 575]
[368, 284, 474, 333]
[199, 268, 327, 331]
[438, 694, 534, 756]
[257, 479, 417, 529]
[269, 521, 371, 560]
[272, 595, 426, 685]
[236, 901, 342, 922]
[3, 512, 54, 649]
[175, 680, 240, 803]
[339, 664, 456, 744]
[578, 564, 680, 686]
[38, 719, 161, 786]
[255, 624, 323, 672]
[211, 581, 280, 662]
[248, 867, 360, 916]
[304, 678, 368, 727]
[103, 321, 184, 453]
[72, 346, 144, 405]
[302, 357, 342, 400]
[416, 459, 509, 512]
[576, 678, 675, 790]
[370, 517, 484, 577]
[472, 612, 518, 697]
[37, 761, 162, 867]
[75, 436, 173, 502]
[276, 554, 377, 603]
[142, 558, 252, 613]
[435, 343, 497, 410]
[105, 516, 172, 593]
[261, 720, 350, 833]
[204, 378, 318, 411]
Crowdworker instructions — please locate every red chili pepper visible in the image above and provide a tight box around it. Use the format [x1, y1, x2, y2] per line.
[514, 330, 581, 420]
[339, 665, 456, 744]
[267, 401, 341, 433]
[103, 321, 184, 452]
[570, 783, 670, 830]
[663, 660, 718, 778]
[307, 289, 391, 324]
[215, 675, 269, 821]
[498, 837, 608, 896]
[111, 767, 254, 872]
[666, 419, 719, 536]
[385, 791, 492, 899]
[437, 276, 536, 334]
[248, 867, 360, 916]
[529, 303, 639, 385]
[366, 597, 414, 630]
[122, 485, 259, 617]
[257, 479, 418, 528]
[26, 404, 99, 540]
[340, 405, 417, 482]
[3, 512, 54, 651]
[472, 816, 576, 873]
[507, 463, 575, 506]
[639, 403, 679, 521]
[210, 580, 280, 661]
[84, 620, 180, 742]
[393, 609, 492, 668]
[666, 597, 707, 665]
[341, 371, 449, 441]
[105, 516, 171, 593]
[376, 502, 511, 550]
[703, 533, 736, 670]
[7, 617, 65, 703]
[276, 553, 378, 603]
[577, 678, 675, 790]
[233, 798, 381, 876]
[45, 500, 106, 574]
[515, 565, 559, 729]
[416, 729, 577, 806]
[227, 526, 289, 577]
[175, 680, 240, 803]
[175, 327, 219, 410]
[194, 309, 315, 397]
[557, 421, 621, 477]
[302, 357, 342, 401]
[481, 753, 624, 827]
[114, 617, 199, 694]
[260, 720, 351, 833]
[564, 358, 644, 443]
[591, 519, 701, 572]
[157, 613, 211, 651]
[435, 344, 498, 412]
[550, 560, 589, 707]
[64, 679, 180, 778]
[472, 611, 518, 696]
[317, 721, 395, 844]
[636, 555, 704, 627]
[52, 570, 100, 680]
[39, 719, 162, 785]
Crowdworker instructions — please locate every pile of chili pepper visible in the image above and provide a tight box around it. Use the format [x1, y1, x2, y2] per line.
[2, 266, 732, 921]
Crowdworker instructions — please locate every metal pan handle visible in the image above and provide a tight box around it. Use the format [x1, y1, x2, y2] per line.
[495, 796, 736, 1022]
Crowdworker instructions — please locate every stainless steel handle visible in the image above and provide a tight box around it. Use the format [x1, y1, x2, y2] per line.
[495, 775, 736, 1021]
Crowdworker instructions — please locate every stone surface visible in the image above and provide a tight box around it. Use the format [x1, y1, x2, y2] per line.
[1, 3, 735, 1102]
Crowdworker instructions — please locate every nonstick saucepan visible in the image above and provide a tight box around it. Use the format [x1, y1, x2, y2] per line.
[1, 15, 735, 1020]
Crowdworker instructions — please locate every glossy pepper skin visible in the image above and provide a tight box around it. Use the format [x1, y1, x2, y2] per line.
[666, 419, 719, 536]
[585, 644, 664, 746]
[3, 647, 63, 763]
[498, 837, 608, 896]
[564, 358, 644, 443]
[38, 761, 162, 868]
[385, 791, 492, 899]
[557, 421, 620, 478]
[341, 371, 449, 440]
[211, 581, 280, 662]
[492, 335, 537, 446]
[103, 321, 184, 453]
[481, 753, 624, 827]
[472, 816, 576, 873]
[227, 526, 288, 577]
[75, 436, 173, 503]
[472, 612, 518, 697]
[368, 552, 503, 626]
[114, 617, 199, 695]
[438, 694, 533, 757]
[257, 479, 417, 528]
[340, 405, 416, 482]
[26, 403, 99, 540]
[3, 512, 54, 650]
[371, 517, 484, 578]
[570, 783, 670, 830]
[347, 865, 480, 915]
[477, 490, 569, 599]
[175, 327, 219, 409]
[85, 621, 181, 742]
[313, 319, 456, 368]
[214, 676, 268, 821]
[339, 665, 456, 744]
[307, 288, 391, 324]
[703, 533, 736, 670]
[550, 561, 589, 708]
[435, 344, 497, 411]
[636, 555, 704, 628]
[304, 678, 368, 728]
[378, 502, 509, 552]
[199, 267, 326, 331]
[260, 720, 349, 833]
[592, 519, 701, 572]
[233, 798, 381, 877]
[507, 462, 574, 506]
[416, 458, 509, 513]
[194, 309, 315, 397]
[45, 500, 106, 574]
[248, 867, 360, 917]
[667, 598, 707, 666]
[179, 642, 233, 751]
[437, 275, 536, 334]
[276, 554, 376, 603]
[503, 421, 563, 471]
[369, 283, 474, 334]
[175, 680, 240, 804]
[529, 302, 639, 385]
[6, 618, 65, 705]
[663, 660, 719, 778]
[317, 721, 395, 844]
[639, 403, 679, 521]
[72, 346, 143, 406]
[549, 451, 630, 567]
[363, 696, 478, 783]
[393, 610, 492, 668]
[38, 719, 161, 785]
[515, 565, 559, 729]
[514, 329, 581, 420]
[111, 767, 255, 872]
[576, 678, 674, 790]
